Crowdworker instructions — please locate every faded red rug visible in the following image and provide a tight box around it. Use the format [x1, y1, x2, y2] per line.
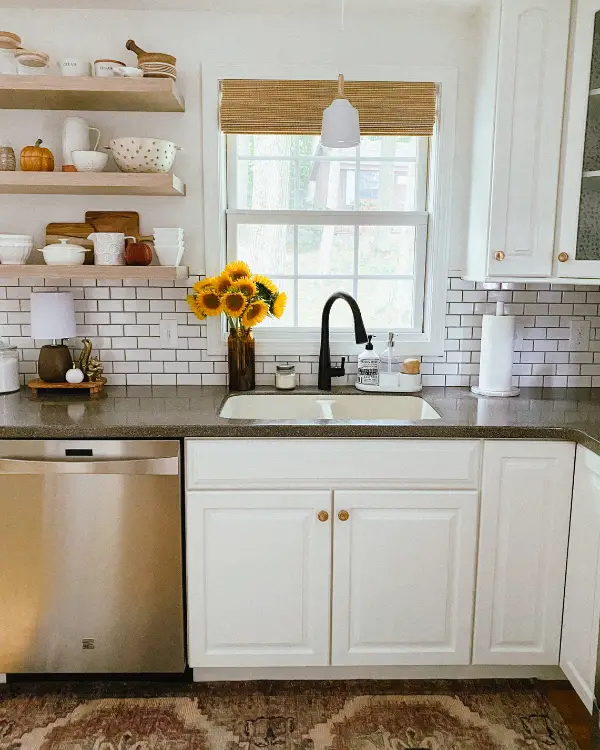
[0, 679, 580, 749]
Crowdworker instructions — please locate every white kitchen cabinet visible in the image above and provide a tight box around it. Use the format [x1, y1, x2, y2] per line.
[332, 490, 479, 666]
[561, 446, 600, 711]
[186, 490, 332, 667]
[555, 0, 600, 278]
[473, 441, 574, 665]
[467, 0, 569, 279]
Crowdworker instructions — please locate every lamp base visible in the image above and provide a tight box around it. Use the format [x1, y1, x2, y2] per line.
[38, 344, 73, 383]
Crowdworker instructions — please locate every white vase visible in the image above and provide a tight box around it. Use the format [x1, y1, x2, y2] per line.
[62, 117, 100, 169]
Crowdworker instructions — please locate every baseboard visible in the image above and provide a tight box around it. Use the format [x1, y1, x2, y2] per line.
[192, 665, 566, 682]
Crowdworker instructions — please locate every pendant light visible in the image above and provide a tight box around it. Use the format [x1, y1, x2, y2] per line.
[321, 0, 360, 149]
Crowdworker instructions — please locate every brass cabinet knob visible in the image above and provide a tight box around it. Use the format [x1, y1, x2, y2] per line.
[494, 251, 505, 261]
[317, 510, 329, 522]
[338, 510, 350, 521]
[557, 252, 569, 262]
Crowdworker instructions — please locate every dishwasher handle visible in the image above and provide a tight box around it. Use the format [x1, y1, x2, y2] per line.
[0, 456, 179, 475]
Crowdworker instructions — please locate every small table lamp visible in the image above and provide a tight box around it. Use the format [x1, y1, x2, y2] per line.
[30, 292, 76, 382]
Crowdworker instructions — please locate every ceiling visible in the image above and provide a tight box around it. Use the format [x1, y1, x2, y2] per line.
[0, 0, 484, 11]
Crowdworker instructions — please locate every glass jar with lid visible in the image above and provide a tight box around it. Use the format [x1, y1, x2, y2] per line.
[0, 342, 20, 393]
[275, 364, 297, 391]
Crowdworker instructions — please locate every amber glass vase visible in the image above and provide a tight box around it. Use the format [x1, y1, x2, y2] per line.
[228, 327, 255, 391]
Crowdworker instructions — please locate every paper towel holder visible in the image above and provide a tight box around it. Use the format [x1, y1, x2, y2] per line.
[471, 300, 520, 398]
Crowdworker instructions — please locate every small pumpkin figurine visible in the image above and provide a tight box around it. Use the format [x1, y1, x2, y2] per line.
[125, 240, 153, 266]
[20, 139, 54, 172]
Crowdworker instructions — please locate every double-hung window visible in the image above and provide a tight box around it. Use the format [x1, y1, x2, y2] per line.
[203, 67, 457, 356]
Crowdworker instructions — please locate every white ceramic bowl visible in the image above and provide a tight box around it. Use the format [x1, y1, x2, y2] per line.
[0, 244, 32, 264]
[109, 137, 180, 173]
[154, 244, 184, 267]
[72, 150, 108, 172]
[0, 234, 33, 243]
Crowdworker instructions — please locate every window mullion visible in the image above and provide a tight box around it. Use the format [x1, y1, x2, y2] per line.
[293, 224, 299, 327]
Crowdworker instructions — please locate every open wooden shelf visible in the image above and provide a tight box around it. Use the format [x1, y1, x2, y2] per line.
[0, 172, 185, 196]
[0, 75, 184, 112]
[0, 265, 189, 280]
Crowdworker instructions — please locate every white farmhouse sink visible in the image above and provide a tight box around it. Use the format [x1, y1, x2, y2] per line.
[219, 394, 441, 421]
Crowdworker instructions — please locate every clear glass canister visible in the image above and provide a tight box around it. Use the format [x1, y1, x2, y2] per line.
[0, 343, 19, 393]
[275, 364, 297, 390]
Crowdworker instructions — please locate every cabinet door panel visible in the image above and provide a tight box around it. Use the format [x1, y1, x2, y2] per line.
[332, 490, 478, 666]
[187, 490, 331, 667]
[561, 446, 600, 712]
[473, 441, 574, 665]
[488, 0, 569, 276]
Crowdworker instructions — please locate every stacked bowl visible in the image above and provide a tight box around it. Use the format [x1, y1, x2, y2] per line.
[0, 234, 33, 265]
[153, 228, 184, 266]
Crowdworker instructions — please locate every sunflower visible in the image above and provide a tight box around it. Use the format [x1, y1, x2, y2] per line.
[236, 278, 257, 297]
[242, 299, 269, 327]
[197, 291, 223, 316]
[215, 273, 233, 295]
[187, 294, 207, 320]
[253, 274, 279, 295]
[224, 260, 251, 282]
[193, 277, 217, 294]
[272, 292, 287, 319]
[222, 291, 247, 318]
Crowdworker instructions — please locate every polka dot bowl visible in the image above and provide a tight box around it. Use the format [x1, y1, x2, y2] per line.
[108, 137, 180, 173]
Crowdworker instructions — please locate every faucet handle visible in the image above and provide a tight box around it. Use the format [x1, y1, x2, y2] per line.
[331, 357, 346, 378]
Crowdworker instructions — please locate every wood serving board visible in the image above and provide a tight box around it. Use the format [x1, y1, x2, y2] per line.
[45, 222, 95, 249]
[85, 210, 140, 238]
[27, 377, 106, 398]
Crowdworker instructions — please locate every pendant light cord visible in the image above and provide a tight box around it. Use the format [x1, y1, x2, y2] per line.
[338, 0, 345, 97]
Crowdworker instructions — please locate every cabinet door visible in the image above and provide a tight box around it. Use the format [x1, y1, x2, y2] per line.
[332, 490, 478, 666]
[487, 0, 569, 277]
[473, 441, 574, 665]
[561, 446, 600, 712]
[186, 490, 332, 668]
[555, 0, 600, 277]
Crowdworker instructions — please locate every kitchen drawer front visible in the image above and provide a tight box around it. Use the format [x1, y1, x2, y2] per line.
[185, 439, 481, 490]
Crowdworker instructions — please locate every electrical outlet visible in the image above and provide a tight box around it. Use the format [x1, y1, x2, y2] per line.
[569, 319, 591, 351]
[159, 319, 179, 349]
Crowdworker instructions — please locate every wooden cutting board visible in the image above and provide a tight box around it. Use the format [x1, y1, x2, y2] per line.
[85, 211, 140, 238]
[45, 222, 95, 250]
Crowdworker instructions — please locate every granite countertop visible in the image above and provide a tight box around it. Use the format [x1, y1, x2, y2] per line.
[1, 385, 600, 451]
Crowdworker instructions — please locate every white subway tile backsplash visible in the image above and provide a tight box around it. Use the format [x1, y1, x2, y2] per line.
[7, 275, 600, 388]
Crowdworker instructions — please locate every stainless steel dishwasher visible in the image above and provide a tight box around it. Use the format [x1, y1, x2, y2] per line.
[0, 440, 184, 674]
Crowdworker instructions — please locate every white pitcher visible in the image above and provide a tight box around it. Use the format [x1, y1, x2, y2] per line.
[88, 233, 135, 266]
[62, 117, 101, 169]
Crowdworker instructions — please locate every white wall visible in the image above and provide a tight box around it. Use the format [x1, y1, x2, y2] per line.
[0, 4, 478, 273]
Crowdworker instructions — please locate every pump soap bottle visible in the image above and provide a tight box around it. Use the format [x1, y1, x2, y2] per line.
[357, 335, 380, 388]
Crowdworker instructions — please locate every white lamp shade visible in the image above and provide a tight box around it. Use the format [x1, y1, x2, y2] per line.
[30, 292, 76, 341]
[321, 98, 360, 148]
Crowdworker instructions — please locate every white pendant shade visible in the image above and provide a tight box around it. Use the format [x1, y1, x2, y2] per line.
[321, 73, 360, 149]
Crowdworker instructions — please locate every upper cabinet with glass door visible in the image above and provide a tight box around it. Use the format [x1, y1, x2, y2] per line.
[465, 0, 570, 280]
[556, 0, 600, 278]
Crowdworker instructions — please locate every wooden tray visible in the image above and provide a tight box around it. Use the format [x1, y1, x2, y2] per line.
[27, 377, 106, 398]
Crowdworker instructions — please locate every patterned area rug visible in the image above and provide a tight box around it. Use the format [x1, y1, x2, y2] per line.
[0, 680, 580, 750]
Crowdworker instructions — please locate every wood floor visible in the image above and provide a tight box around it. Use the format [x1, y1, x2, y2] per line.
[544, 681, 592, 749]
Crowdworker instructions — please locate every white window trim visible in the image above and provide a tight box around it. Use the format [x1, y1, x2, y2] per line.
[201, 62, 458, 357]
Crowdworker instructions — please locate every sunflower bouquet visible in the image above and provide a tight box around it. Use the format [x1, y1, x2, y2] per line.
[187, 261, 287, 330]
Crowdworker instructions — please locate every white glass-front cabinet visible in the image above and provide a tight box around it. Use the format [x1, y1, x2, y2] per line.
[467, 0, 570, 279]
[556, 0, 600, 278]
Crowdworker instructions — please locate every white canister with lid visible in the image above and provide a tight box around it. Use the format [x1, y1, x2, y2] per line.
[0, 342, 19, 393]
[276, 364, 297, 390]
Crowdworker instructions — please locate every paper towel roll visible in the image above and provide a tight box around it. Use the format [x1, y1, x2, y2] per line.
[478, 314, 516, 394]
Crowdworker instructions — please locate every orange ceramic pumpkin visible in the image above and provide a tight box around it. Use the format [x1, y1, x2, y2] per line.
[20, 139, 54, 172]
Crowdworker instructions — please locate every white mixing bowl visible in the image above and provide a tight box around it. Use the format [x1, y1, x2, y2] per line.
[108, 137, 180, 173]
[0, 244, 32, 264]
[72, 150, 108, 172]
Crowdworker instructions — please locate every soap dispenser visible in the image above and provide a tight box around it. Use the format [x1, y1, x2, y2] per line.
[381, 332, 401, 374]
[357, 335, 380, 387]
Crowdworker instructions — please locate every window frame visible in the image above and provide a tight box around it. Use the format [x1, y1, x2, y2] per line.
[201, 62, 458, 357]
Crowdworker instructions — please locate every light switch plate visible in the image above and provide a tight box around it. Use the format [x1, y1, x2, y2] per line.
[569, 319, 590, 351]
[159, 319, 179, 349]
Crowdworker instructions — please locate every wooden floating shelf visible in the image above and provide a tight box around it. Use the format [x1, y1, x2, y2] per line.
[0, 265, 189, 280]
[0, 172, 185, 196]
[0, 75, 184, 112]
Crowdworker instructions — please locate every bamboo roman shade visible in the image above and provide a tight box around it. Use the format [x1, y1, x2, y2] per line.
[220, 80, 437, 137]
